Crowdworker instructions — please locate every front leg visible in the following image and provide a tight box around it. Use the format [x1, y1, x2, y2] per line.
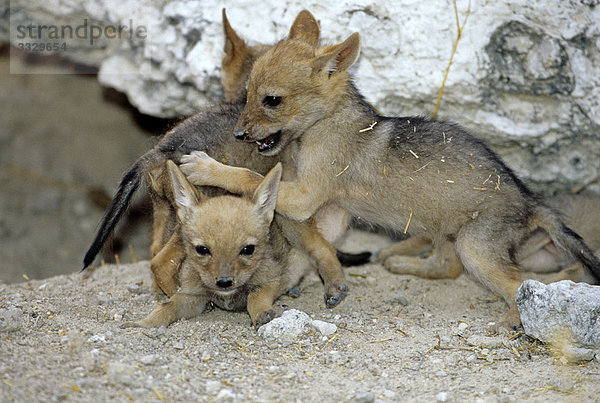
[277, 216, 348, 307]
[180, 151, 326, 222]
[121, 292, 208, 328]
[246, 280, 286, 328]
[180, 151, 263, 195]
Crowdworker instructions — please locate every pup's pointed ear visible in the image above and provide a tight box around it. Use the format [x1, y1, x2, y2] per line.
[222, 8, 248, 66]
[222, 9, 253, 103]
[166, 160, 204, 222]
[252, 163, 282, 225]
[288, 10, 320, 47]
[311, 32, 361, 75]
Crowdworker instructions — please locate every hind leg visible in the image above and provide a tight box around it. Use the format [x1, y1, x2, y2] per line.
[456, 219, 524, 330]
[150, 230, 184, 296]
[377, 234, 433, 264]
[383, 236, 462, 279]
[150, 194, 174, 258]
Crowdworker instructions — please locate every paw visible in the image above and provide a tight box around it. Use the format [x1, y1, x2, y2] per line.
[487, 308, 522, 334]
[325, 284, 348, 308]
[253, 305, 287, 329]
[179, 151, 220, 186]
[285, 286, 302, 298]
[383, 256, 413, 274]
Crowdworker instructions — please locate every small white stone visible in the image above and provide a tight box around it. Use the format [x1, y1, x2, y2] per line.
[140, 355, 157, 365]
[216, 389, 236, 400]
[206, 380, 221, 394]
[312, 319, 337, 336]
[436, 391, 449, 402]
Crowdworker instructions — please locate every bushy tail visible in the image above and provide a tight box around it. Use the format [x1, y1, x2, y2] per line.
[533, 206, 600, 282]
[82, 159, 144, 269]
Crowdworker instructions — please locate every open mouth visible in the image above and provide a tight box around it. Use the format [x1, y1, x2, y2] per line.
[256, 130, 281, 153]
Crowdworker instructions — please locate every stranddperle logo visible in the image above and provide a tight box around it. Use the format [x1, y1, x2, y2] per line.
[15, 19, 147, 46]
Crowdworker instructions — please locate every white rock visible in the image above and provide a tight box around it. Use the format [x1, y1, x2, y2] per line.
[457, 322, 469, 332]
[107, 361, 136, 385]
[216, 389, 236, 400]
[355, 391, 375, 403]
[0, 306, 23, 332]
[436, 391, 449, 402]
[5, 1, 599, 193]
[206, 380, 222, 394]
[517, 280, 600, 360]
[257, 309, 313, 341]
[140, 354, 158, 365]
[311, 320, 337, 337]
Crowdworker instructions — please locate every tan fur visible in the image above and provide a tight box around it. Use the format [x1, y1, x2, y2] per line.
[180, 26, 600, 330]
[380, 193, 600, 284]
[122, 162, 302, 328]
[143, 11, 349, 305]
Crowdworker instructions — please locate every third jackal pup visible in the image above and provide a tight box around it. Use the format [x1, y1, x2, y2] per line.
[180, 24, 600, 329]
[123, 161, 297, 328]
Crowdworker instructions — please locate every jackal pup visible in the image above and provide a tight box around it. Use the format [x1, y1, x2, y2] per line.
[377, 193, 600, 284]
[83, 10, 360, 304]
[123, 161, 298, 328]
[180, 23, 600, 328]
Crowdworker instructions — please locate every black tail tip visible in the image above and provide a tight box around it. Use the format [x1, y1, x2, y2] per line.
[336, 250, 372, 267]
[82, 251, 95, 272]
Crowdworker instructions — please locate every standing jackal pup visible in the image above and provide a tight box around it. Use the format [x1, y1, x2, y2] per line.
[181, 26, 600, 329]
[123, 161, 295, 328]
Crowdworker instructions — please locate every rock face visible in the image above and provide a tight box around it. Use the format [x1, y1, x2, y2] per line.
[3, 1, 600, 194]
[516, 280, 600, 361]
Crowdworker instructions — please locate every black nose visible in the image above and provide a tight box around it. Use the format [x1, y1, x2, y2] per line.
[216, 276, 234, 288]
[234, 128, 248, 140]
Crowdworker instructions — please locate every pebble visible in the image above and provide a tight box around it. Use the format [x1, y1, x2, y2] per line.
[457, 322, 468, 332]
[107, 361, 136, 385]
[366, 276, 377, 286]
[88, 331, 113, 343]
[383, 389, 397, 399]
[140, 354, 158, 365]
[126, 284, 147, 295]
[466, 354, 477, 363]
[466, 335, 503, 349]
[172, 341, 184, 350]
[206, 380, 221, 394]
[0, 306, 23, 332]
[436, 391, 449, 401]
[312, 319, 337, 336]
[216, 389, 236, 400]
[355, 391, 375, 402]
[258, 309, 338, 341]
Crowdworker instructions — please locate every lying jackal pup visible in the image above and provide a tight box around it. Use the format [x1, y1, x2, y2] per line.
[123, 161, 295, 328]
[181, 24, 600, 329]
[377, 193, 600, 284]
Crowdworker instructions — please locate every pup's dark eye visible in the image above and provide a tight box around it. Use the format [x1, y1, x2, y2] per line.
[240, 245, 255, 256]
[195, 245, 211, 256]
[262, 96, 281, 108]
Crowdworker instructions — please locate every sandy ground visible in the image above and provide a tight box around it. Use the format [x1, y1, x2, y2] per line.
[1, 229, 599, 402]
